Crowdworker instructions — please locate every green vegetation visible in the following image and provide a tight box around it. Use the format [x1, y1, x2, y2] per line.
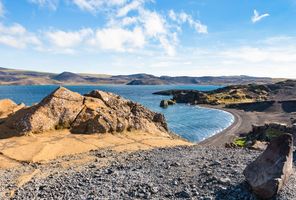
[233, 137, 247, 147]
[265, 128, 285, 139]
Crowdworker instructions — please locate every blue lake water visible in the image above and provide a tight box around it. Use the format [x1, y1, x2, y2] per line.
[0, 85, 234, 142]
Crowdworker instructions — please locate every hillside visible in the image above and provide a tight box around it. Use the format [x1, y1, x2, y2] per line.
[0, 67, 281, 85]
[154, 80, 296, 105]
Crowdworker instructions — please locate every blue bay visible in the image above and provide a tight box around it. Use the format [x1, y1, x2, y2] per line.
[0, 85, 234, 143]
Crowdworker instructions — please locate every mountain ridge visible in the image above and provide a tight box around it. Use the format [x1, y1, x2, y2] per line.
[0, 67, 285, 85]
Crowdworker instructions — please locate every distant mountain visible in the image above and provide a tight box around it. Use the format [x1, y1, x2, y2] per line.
[126, 75, 276, 85]
[53, 72, 86, 82]
[113, 73, 157, 79]
[127, 79, 168, 85]
[0, 67, 284, 86]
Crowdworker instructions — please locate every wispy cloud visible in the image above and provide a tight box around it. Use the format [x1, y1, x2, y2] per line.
[28, 0, 59, 10]
[251, 9, 270, 23]
[46, 28, 93, 48]
[169, 10, 208, 34]
[0, 23, 41, 49]
[72, 0, 127, 13]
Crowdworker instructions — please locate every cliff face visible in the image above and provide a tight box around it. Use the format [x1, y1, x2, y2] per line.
[0, 87, 168, 137]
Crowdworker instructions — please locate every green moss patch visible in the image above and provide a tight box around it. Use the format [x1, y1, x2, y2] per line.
[233, 137, 247, 147]
[265, 128, 285, 139]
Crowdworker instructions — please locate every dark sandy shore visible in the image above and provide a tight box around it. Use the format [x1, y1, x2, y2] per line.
[199, 104, 296, 147]
[199, 106, 250, 147]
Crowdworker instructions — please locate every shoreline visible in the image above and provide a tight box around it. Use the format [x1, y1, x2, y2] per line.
[198, 105, 248, 147]
[197, 102, 295, 146]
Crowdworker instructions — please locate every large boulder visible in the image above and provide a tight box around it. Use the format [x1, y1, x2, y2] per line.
[4, 87, 85, 134]
[1, 87, 168, 136]
[243, 133, 293, 199]
[72, 90, 168, 134]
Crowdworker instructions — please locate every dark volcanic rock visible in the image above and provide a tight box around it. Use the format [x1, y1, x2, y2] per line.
[153, 90, 198, 96]
[173, 90, 217, 105]
[160, 100, 169, 108]
[244, 133, 293, 199]
[160, 100, 176, 108]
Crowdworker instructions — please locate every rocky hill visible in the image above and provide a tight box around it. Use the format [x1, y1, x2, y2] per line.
[0, 67, 278, 85]
[0, 87, 169, 138]
[154, 80, 296, 106]
[52, 72, 86, 83]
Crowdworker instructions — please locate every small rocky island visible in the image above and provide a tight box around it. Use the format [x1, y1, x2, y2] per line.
[0, 84, 295, 199]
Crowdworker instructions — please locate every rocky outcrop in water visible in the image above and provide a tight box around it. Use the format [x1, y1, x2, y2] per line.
[244, 133, 293, 199]
[160, 100, 176, 108]
[1, 87, 168, 136]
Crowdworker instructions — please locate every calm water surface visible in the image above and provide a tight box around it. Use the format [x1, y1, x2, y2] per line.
[0, 85, 234, 142]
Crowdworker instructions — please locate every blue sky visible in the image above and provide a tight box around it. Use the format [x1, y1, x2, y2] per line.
[0, 0, 295, 77]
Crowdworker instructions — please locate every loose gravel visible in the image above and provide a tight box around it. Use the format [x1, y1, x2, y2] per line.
[1, 146, 295, 200]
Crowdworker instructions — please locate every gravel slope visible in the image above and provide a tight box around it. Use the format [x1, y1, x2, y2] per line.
[1, 146, 295, 200]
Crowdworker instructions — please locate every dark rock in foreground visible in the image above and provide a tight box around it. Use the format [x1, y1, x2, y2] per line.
[244, 133, 293, 199]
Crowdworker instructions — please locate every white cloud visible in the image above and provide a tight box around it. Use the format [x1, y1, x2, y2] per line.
[46, 28, 93, 48]
[105, 2, 179, 56]
[72, 0, 127, 13]
[121, 16, 138, 26]
[168, 10, 208, 34]
[28, 0, 59, 10]
[89, 27, 145, 52]
[0, 23, 41, 49]
[27, 0, 207, 56]
[3, 0, 207, 57]
[158, 36, 176, 56]
[116, 0, 142, 17]
[0, 0, 4, 17]
[251, 9, 270, 23]
[140, 10, 166, 37]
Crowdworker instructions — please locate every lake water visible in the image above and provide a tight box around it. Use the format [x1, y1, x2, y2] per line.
[0, 85, 234, 142]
